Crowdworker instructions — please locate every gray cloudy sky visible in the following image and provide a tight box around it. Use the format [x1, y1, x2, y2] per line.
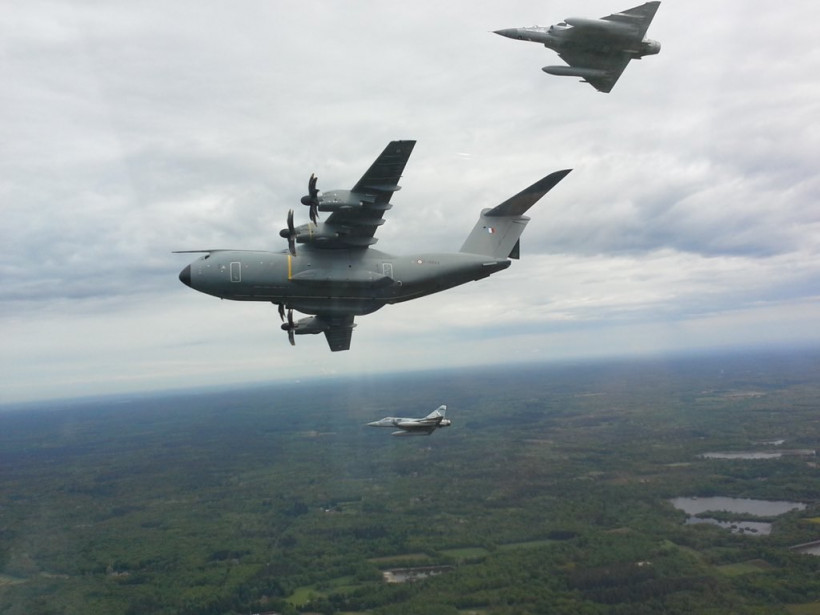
[2, 1, 819, 403]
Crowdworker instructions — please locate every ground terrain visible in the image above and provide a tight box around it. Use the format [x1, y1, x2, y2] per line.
[2, 350, 820, 614]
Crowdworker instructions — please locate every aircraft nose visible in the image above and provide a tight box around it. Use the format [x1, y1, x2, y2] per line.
[179, 265, 192, 287]
[493, 28, 519, 39]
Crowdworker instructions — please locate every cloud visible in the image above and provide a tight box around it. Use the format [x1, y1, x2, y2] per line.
[2, 0, 820, 402]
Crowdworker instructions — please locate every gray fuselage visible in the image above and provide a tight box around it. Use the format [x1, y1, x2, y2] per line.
[497, 24, 660, 58]
[180, 247, 510, 317]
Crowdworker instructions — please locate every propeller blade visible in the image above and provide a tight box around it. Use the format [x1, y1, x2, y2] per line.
[307, 174, 320, 223]
[280, 309, 296, 346]
[278, 303, 285, 321]
[286, 209, 296, 256]
[287, 309, 295, 346]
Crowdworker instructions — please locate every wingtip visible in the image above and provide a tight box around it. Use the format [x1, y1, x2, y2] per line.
[533, 168, 572, 189]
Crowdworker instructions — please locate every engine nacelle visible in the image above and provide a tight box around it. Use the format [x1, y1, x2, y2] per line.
[280, 224, 339, 244]
[316, 190, 378, 212]
[284, 316, 327, 336]
[542, 65, 607, 79]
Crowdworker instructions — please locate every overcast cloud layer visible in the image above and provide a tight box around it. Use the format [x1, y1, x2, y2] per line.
[2, 1, 819, 403]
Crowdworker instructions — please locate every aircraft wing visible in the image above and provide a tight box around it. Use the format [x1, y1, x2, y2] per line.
[323, 140, 416, 248]
[556, 2, 659, 92]
[557, 50, 631, 93]
[318, 314, 356, 352]
[602, 2, 660, 41]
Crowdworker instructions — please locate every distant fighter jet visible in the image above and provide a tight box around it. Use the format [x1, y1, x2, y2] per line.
[177, 140, 571, 351]
[368, 405, 451, 436]
[494, 1, 661, 92]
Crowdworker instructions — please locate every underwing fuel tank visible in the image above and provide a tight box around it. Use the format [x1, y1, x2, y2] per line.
[391, 431, 433, 437]
[542, 65, 607, 79]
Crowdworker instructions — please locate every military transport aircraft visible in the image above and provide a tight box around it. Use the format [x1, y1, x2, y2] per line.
[368, 405, 451, 437]
[176, 140, 570, 351]
[494, 1, 661, 93]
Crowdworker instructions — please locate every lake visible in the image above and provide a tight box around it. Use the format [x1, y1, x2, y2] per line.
[670, 496, 807, 536]
[670, 497, 806, 517]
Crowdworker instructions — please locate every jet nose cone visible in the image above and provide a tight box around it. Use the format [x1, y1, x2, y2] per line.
[179, 265, 192, 287]
[493, 28, 518, 39]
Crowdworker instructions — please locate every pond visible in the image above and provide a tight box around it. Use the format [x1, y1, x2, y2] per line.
[792, 542, 820, 556]
[670, 497, 806, 517]
[670, 496, 807, 536]
[685, 517, 773, 535]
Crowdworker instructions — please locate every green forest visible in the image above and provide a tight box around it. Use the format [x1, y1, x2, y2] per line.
[3, 350, 820, 614]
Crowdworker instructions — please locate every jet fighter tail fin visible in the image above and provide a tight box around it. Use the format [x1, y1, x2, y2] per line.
[459, 170, 571, 259]
[424, 405, 447, 420]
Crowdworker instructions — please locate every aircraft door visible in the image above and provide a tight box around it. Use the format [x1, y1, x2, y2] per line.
[230, 261, 242, 282]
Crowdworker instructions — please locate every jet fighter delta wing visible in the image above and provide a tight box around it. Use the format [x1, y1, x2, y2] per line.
[601, 1, 660, 40]
[368, 405, 451, 436]
[555, 49, 632, 94]
[495, 2, 661, 93]
[176, 140, 571, 352]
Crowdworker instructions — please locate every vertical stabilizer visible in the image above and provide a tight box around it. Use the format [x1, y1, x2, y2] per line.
[425, 405, 447, 420]
[459, 170, 571, 258]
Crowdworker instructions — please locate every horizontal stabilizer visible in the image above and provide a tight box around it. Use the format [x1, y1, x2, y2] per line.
[485, 169, 571, 217]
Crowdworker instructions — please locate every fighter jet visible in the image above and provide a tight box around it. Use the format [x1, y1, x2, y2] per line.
[177, 140, 571, 351]
[494, 1, 661, 93]
[368, 405, 451, 436]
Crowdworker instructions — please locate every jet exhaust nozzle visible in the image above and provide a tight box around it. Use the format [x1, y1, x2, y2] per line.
[641, 39, 661, 55]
